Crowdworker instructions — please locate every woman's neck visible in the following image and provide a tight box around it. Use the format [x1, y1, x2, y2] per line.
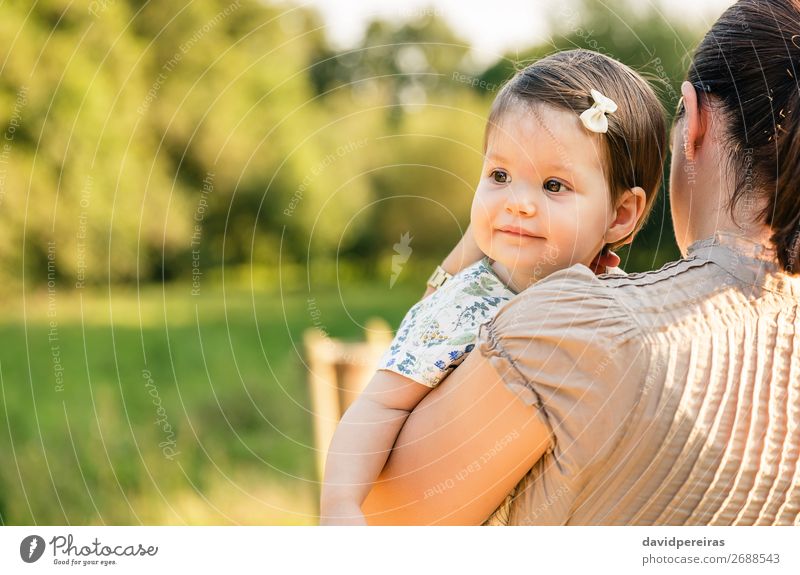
[685, 190, 774, 253]
[675, 115, 774, 254]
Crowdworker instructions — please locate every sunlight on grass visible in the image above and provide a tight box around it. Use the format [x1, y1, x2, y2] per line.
[0, 280, 418, 525]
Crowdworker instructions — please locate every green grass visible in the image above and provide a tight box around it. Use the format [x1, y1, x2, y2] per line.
[0, 279, 420, 525]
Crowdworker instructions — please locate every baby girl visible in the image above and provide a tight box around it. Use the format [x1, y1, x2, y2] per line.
[320, 49, 666, 525]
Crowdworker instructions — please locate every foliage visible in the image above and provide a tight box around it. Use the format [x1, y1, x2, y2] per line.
[0, 0, 705, 295]
[0, 0, 709, 524]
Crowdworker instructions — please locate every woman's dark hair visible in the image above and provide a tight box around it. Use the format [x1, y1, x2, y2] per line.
[485, 49, 667, 249]
[684, 0, 800, 273]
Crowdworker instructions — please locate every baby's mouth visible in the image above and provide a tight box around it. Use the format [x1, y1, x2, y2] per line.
[496, 225, 542, 238]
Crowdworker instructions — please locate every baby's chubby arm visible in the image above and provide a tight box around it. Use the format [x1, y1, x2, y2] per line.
[319, 370, 431, 525]
[422, 224, 484, 299]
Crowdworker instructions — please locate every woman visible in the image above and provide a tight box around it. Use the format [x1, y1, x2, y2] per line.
[361, 0, 800, 525]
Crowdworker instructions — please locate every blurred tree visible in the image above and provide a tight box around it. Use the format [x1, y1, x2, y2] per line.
[306, 12, 489, 278]
[0, 0, 705, 291]
[0, 0, 192, 287]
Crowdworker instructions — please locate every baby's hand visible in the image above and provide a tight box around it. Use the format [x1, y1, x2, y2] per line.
[589, 249, 621, 275]
[319, 502, 368, 526]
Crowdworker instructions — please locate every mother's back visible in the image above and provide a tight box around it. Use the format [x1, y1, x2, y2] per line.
[483, 232, 800, 525]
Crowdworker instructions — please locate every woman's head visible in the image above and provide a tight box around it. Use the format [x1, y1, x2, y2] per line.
[672, 0, 800, 273]
[470, 49, 666, 286]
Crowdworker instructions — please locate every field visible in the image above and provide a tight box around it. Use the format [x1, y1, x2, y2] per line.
[0, 279, 419, 525]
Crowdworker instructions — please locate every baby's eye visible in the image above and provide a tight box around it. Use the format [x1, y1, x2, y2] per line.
[543, 178, 568, 193]
[490, 169, 510, 184]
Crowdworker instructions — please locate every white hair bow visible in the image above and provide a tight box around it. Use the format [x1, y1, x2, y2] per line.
[579, 89, 618, 133]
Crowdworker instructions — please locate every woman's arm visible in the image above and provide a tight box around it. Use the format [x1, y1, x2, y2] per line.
[320, 370, 431, 525]
[361, 350, 551, 525]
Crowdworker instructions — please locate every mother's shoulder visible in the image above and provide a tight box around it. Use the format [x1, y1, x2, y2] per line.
[507, 256, 715, 332]
[523, 256, 716, 299]
[595, 255, 713, 288]
[496, 264, 642, 338]
[524, 256, 709, 293]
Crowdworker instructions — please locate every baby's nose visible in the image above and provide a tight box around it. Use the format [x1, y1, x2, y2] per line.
[505, 190, 537, 216]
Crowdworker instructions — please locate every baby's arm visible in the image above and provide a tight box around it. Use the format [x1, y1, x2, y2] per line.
[320, 369, 431, 525]
[422, 223, 484, 299]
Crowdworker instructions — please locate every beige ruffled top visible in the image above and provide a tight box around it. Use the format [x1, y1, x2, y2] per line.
[479, 232, 800, 525]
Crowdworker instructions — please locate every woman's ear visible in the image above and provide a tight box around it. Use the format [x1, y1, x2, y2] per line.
[680, 81, 706, 162]
[606, 186, 646, 246]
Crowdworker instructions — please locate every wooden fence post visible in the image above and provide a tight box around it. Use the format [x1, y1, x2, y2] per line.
[305, 318, 393, 481]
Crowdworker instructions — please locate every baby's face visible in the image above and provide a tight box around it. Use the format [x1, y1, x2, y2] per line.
[471, 103, 615, 287]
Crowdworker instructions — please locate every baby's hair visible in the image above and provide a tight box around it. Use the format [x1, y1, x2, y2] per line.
[484, 49, 667, 248]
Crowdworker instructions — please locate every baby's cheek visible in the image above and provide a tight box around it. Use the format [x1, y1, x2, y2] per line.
[574, 219, 607, 262]
[470, 198, 492, 249]
[473, 226, 493, 258]
[552, 231, 583, 266]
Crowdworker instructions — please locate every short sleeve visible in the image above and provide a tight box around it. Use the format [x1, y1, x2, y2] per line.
[476, 264, 649, 469]
[377, 301, 476, 387]
[378, 260, 514, 388]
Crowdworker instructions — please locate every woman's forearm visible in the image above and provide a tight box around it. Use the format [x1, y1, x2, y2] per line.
[362, 351, 550, 525]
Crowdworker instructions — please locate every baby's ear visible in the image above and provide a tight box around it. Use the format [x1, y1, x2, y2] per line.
[606, 186, 646, 246]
